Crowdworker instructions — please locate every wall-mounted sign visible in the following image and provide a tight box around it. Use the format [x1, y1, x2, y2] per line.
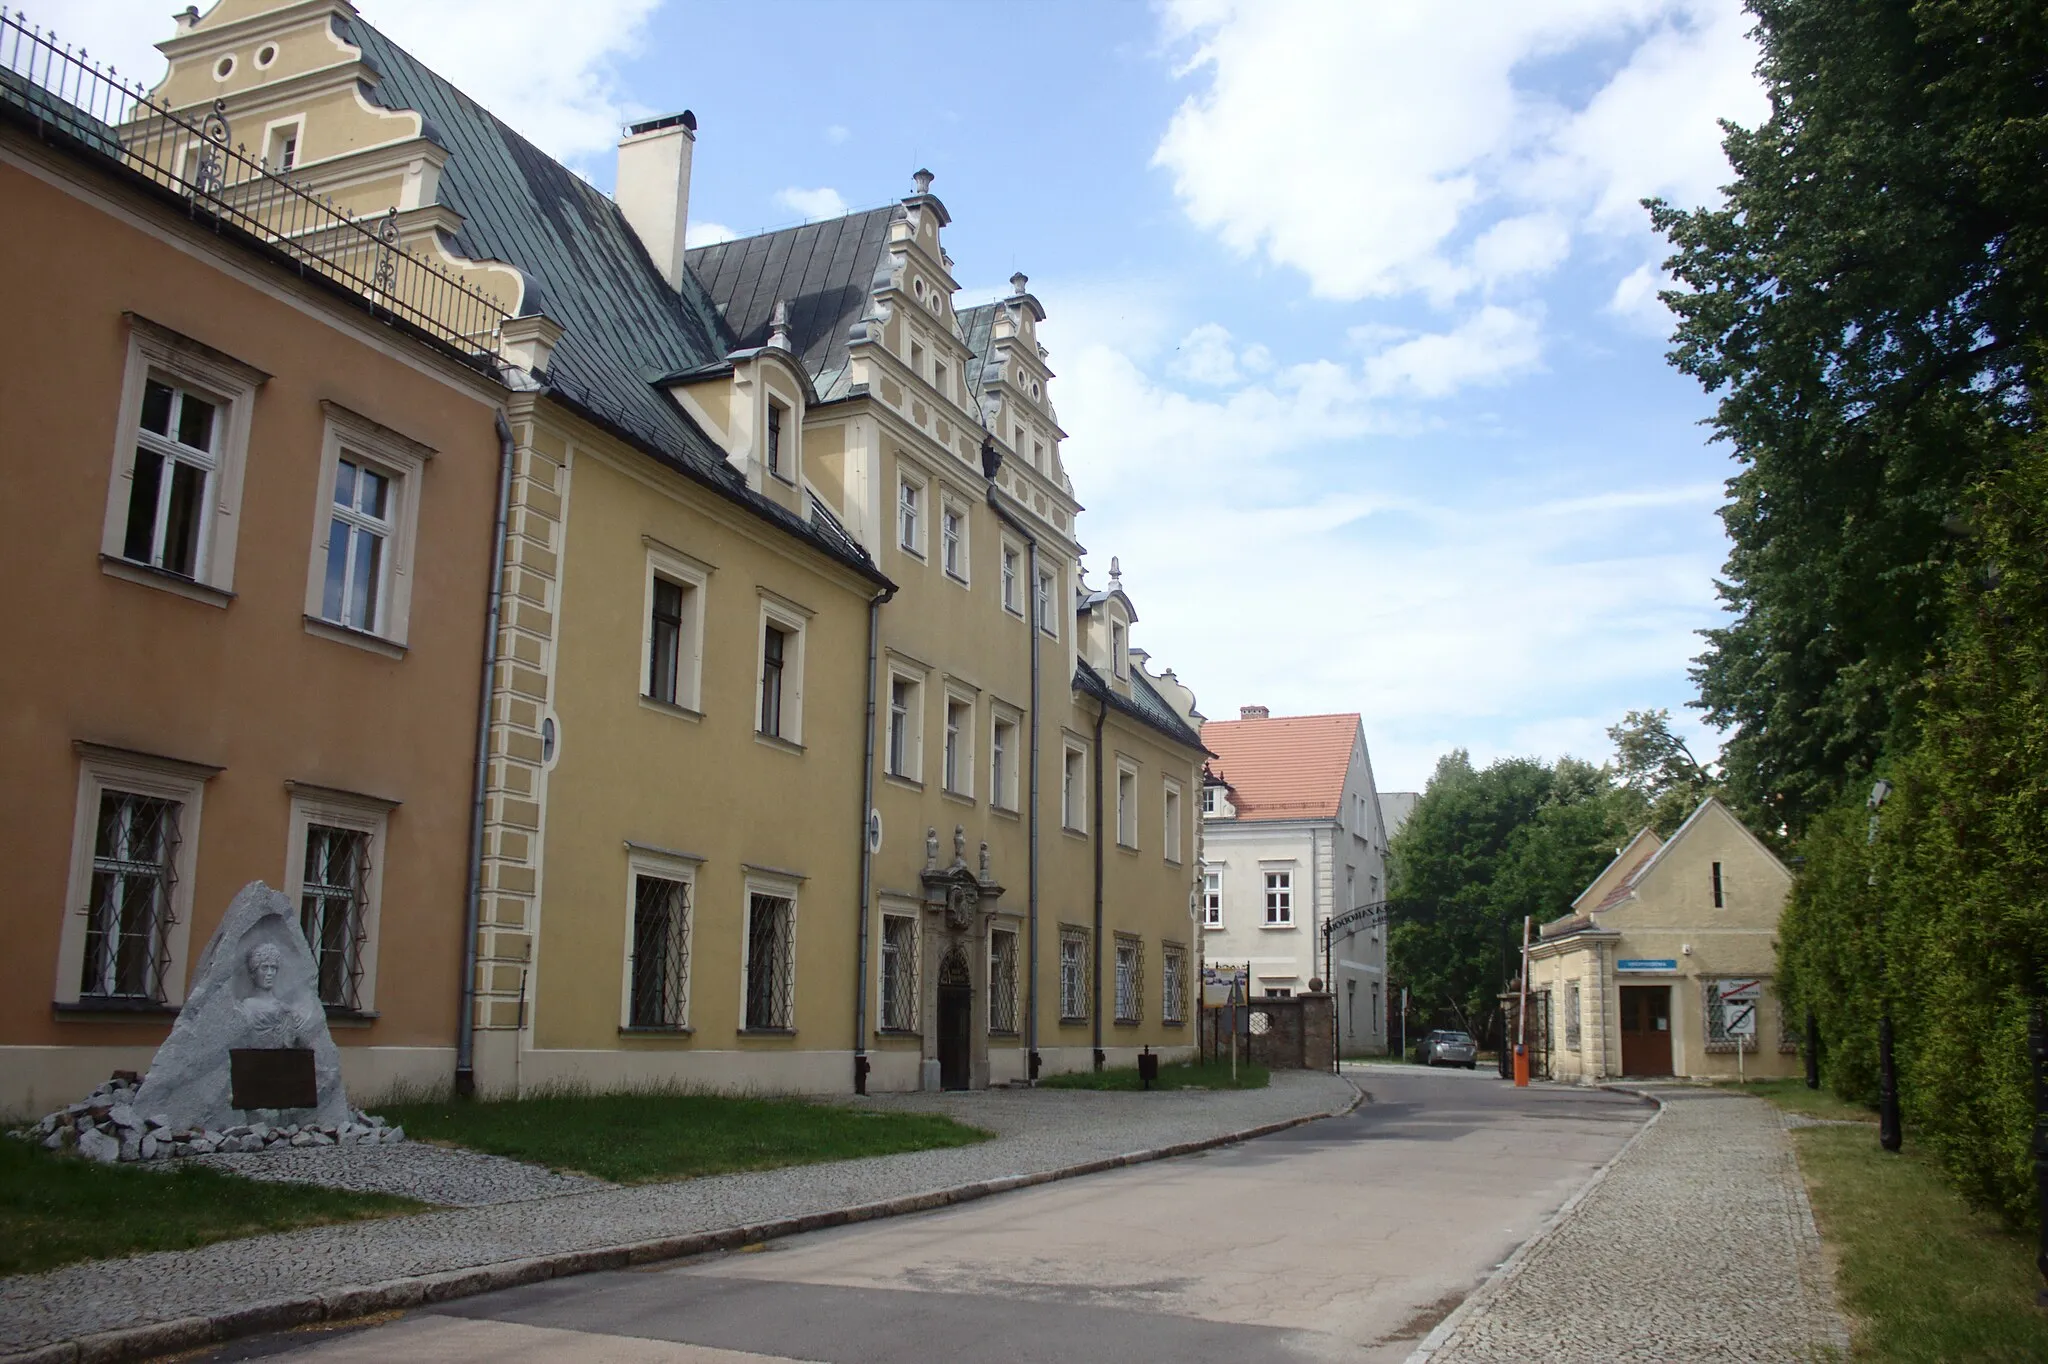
[1617, 958, 1678, 973]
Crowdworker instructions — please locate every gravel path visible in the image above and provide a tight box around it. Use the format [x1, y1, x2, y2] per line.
[0, 1073, 1352, 1356]
[188, 1142, 611, 1206]
[1420, 1086, 1849, 1363]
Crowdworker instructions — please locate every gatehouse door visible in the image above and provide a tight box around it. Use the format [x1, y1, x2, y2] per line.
[1619, 985, 1673, 1077]
[937, 947, 971, 1090]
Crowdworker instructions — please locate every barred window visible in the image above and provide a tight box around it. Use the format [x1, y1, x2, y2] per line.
[1703, 978, 1760, 1053]
[1114, 935, 1143, 1023]
[300, 824, 370, 1009]
[629, 874, 692, 1028]
[881, 913, 919, 1031]
[744, 894, 795, 1030]
[1162, 942, 1187, 1024]
[1565, 982, 1582, 1051]
[1059, 928, 1087, 1021]
[990, 929, 1019, 1033]
[81, 790, 182, 1000]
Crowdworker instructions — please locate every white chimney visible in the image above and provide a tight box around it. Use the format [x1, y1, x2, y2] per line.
[617, 111, 696, 292]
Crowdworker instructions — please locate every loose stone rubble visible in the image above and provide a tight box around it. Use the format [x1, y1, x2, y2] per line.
[16, 1074, 403, 1163]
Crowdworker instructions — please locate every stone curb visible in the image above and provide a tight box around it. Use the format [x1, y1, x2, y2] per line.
[5, 1079, 1363, 1364]
[1402, 1083, 1664, 1364]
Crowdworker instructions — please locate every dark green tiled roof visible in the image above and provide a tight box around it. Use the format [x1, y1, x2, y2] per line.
[1074, 660, 1208, 755]
[957, 301, 1003, 393]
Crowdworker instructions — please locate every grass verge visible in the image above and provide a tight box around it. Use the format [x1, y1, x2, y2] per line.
[1037, 1058, 1269, 1090]
[379, 1091, 990, 1184]
[1744, 1086, 2048, 1361]
[1718, 1077, 1876, 1124]
[0, 1138, 424, 1277]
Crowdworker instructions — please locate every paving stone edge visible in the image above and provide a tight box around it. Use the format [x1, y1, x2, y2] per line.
[1402, 1083, 1664, 1364]
[5, 1078, 1363, 1364]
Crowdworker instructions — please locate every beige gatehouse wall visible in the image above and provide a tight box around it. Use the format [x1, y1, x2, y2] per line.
[1530, 798, 1803, 1083]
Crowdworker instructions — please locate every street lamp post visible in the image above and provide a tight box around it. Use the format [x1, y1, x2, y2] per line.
[1867, 779, 1902, 1153]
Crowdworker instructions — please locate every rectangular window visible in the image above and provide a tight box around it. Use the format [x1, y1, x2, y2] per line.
[1565, 982, 1582, 1051]
[79, 789, 184, 1001]
[303, 403, 430, 649]
[1202, 868, 1223, 927]
[1162, 943, 1186, 1024]
[1117, 765, 1138, 848]
[628, 873, 692, 1029]
[759, 623, 787, 736]
[1163, 782, 1183, 863]
[1062, 743, 1087, 831]
[933, 360, 949, 401]
[990, 929, 1019, 1033]
[910, 340, 926, 377]
[1001, 545, 1021, 614]
[898, 475, 922, 554]
[943, 696, 973, 795]
[941, 504, 965, 581]
[1114, 935, 1142, 1023]
[122, 376, 218, 580]
[1111, 619, 1128, 678]
[1036, 569, 1058, 637]
[649, 578, 685, 703]
[756, 601, 807, 744]
[1201, 785, 1218, 816]
[887, 673, 922, 780]
[1712, 860, 1724, 908]
[298, 824, 370, 1009]
[880, 913, 919, 1031]
[990, 716, 1015, 810]
[1265, 871, 1293, 926]
[1059, 929, 1087, 1021]
[743, 893, 795, 1030]
[265, 119, 301, 172]
[641, 550, 707, 712]
[1372, 982, 1381, 1035]
[321, 455, 391, 633]
[765, 399, 785, 479]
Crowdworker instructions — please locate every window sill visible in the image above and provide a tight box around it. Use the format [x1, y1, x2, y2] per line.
[304, 616, 407, 659]
[989, 1028, 1020, 1039]
[1202, 922, 1225, 931]
[737, 1027, 796, 1038]
[640, 696, 704, 723]
[1058, 1016, 1089, 1027]
[990, 804, 1021, 821]
[884, 773, 925, 793]
[898, 545, 926, 562]
[941, 788, 975, 808]
[944, 571, 969, 588]
[875, 1028, 922, 1040]
[1115, 842, 1139, 856]
[1113, 1019, 1141, 1028]
[1261, 923, 1297, 931]
[54, 997, 179, 1019]
[620, 1025, 694, 1038]
[100, 555, 233, 608]
[1162, 1019, 1187, 1029]
[754, 731, 805, 756]
[325, 1006, 380, 1028]
[1002, 605, 1024, 620]
[1061, 825, 1088, 840]
[770, 470, 797, 488]
[1164, 856, 1184, 868]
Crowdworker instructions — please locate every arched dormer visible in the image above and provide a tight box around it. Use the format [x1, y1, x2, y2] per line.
[1077, 556, 1139, 696]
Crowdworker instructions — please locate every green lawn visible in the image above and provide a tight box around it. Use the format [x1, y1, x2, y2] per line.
[1037, 1058, 1269, 1090]
[379, 1091, 990, 1183]
[0, 1137, 424, 1277]
[1744, 1086, 2048, 1361]
[1717, 1077, 1877, 1124]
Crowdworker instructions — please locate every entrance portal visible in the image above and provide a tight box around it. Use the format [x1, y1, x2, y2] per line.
[1619, 984, 1673, 1076]
[937, 946, 971, 1090]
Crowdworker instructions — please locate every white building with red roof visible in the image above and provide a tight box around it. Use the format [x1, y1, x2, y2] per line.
[1198, 706, 1390, 1055]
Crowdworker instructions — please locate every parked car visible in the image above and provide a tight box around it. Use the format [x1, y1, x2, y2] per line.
[1422, 1030, 1478, 1068]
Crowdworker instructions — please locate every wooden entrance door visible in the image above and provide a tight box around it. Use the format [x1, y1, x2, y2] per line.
[937, 945, 972, 1090]
[1618, 985, 1673, 1077]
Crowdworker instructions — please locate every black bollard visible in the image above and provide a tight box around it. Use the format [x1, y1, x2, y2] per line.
[1878, 1014, 1902, 1153]
[1806, 1009, 1821, 1090]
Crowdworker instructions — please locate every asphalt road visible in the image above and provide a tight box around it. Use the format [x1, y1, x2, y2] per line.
[195, 1067, 1648, 1364]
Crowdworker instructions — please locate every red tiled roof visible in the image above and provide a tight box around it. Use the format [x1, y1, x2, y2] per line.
[1592, 842, 1661, 911]
[1203, 713, 1360, 821]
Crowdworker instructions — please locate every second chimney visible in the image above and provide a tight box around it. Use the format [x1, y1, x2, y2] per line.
[1240, 705, 1270, 720]
[617, 112, 696, 292]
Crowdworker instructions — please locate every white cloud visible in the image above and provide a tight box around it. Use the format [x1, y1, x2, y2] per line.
[825, 124, 851, 144]
[1607, 262, 1676, 334]
[12, 0, 661, 172]
[1166, 323, 1244, 386]
[685, 221, 737, 248]
[1152, 0, 1764, 307]
[774, 186, 849, 221]
[1362, 306, 1545, 400]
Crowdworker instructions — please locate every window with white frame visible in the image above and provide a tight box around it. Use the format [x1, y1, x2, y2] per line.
[285, 785, 389, 1012]
[940, 500, 967, 582]
[989, 928, 1019, 1032]
[642, 546, 708, 711]
[743, 889, 796, 1030]
[1265, 870, 1293, 926]
[1116, 762, 1138, 848]
[263, 116, 302, 172]
[943, 694, 974, 796]
[1163, 780, 1183, 863]
[627, 867, 692, 1030]
[990, 711, 1019, 810]
[1202, 868, 1223, 927]
[1059, 927, 1088, 1021]
[304, 403, 431, 647]
[898, 470, 924, 556]
[1062, 742, 1088, 831]
[880, 912, 919, 1031]
[765, 398, 790, 482]
[1201, 785, 1219, 816]
[1036, 568, 1058, 637]
[1001, 544, 1022, 615]
[58, 743, 215, 1006]
[1111, 619, 1128, 678]
[102, 316, 264, 598]
[1162, 942, 1186, 1024]
[756, 599, 807, 743]
[1114, 934, 1143, 1023]
[887, 671, 923, 781]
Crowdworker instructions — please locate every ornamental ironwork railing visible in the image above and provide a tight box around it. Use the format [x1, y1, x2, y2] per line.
[0, 11, 506, 358]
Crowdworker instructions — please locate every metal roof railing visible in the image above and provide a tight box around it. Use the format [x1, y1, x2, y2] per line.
[1, 10, 507, 359]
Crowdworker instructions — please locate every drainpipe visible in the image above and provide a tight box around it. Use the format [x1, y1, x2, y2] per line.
[852, 584, 892, 1094]
[1092, 692, 1107, 1070]
[456, 409, 517, 1098]
[985, 466, 1041, 1082]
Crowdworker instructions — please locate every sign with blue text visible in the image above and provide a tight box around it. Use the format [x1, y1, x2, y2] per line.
[1617, 959, 1678, 973]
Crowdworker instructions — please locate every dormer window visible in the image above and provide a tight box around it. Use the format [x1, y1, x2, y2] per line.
[1201, 786, 1219, 816]
[765, 399, 787, 481]
[1111, 619, 1128, 678]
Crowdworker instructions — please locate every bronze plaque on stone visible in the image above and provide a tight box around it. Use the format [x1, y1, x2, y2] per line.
[229, 1047, 317, 1110]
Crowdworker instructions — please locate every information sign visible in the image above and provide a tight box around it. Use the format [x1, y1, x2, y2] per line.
[1617, 958, 1678, 972]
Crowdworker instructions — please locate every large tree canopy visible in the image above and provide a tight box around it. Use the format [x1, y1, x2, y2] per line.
[1651, 0, 2048, 834]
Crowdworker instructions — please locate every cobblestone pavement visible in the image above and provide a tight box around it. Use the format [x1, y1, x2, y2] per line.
[0, 1073, 1352, 1356]
[189, 1142, 612, 1206]
[1419, 1086, 1850, 1364]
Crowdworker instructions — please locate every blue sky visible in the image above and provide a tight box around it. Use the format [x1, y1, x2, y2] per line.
[38, 0, 1767, 792]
